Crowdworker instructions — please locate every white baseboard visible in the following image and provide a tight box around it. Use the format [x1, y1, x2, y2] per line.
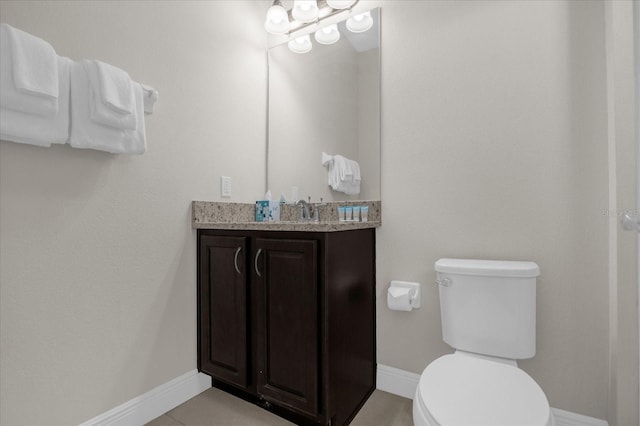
[78, 369, 211, 426]
[78, 365, 609, 426]
[376, 363, 608, 426]
[376, 363, 421, 399]
[551, 408, 609, 426]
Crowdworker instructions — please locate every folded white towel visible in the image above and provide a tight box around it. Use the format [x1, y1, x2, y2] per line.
[96, 60, 134, 115]
[69, 60, 146, 154]
[0, 23, 58, 116]
[86, 60, 137, 130]
[0, 56, 71, 147]
[336, 155, 360, 180]
[5, 23, 58, 99]
[322, 153, 361, 195]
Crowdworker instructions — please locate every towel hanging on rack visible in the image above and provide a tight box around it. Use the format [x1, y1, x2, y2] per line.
[0, 56, 71, 147]
[69, 60, 146, 154]
[0, 22, 159, 151]
[86, 60, 137, 130]
[321, 152, 361, 195]
[0, 23, 59, 117]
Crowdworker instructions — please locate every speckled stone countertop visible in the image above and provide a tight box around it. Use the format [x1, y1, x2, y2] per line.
[192, 201, 381, 232]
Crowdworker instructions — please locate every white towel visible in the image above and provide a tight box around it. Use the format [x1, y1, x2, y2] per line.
[336, 155, 360, 181]
[69, 60, 146, 154]
[0, 23, 58, 116]
[0, 56, 71, 147]
[322, 152, 361, 195]
[97, 60, 134, 115]
[87, 60, 137, 130]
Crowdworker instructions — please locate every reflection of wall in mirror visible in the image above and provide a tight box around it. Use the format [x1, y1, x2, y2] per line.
[358, 48, 380, 200]
[268, 21, 379, 202]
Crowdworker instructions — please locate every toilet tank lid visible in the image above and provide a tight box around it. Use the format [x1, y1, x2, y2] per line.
[435, 258, 540, 278]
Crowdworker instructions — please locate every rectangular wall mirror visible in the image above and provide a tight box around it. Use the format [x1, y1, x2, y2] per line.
[267, 7, 380, 202]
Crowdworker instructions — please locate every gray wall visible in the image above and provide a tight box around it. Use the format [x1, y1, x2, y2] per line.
[0, 1, 633, 424]
[377, 0, 610, 419]
[0, 2, 267, 425]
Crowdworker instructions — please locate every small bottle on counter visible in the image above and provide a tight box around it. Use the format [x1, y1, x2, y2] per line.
[338, 206, 346, 222]
[361, 206, 369, 222]
[352, 206, 361, 222]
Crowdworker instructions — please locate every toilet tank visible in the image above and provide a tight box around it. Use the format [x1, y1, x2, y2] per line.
[435, 258, 540, 359]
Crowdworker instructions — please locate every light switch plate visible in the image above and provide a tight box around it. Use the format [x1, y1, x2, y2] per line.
[220, 176, 231, 198]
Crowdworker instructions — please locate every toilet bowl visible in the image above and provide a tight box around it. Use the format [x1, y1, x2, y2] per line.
[412, 259, 555, 426]
[413, 352, 554, 426]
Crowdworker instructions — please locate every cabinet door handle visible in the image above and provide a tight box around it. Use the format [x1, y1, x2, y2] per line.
[233, 247, 242, 274]
[254, 248, 263, 278]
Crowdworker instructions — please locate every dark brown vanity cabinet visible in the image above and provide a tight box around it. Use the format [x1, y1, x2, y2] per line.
[197, 229, 376, 426]
[198, 235, 249, 389]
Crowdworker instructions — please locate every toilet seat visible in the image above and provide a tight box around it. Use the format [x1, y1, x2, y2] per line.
[415, 353, 552, 426]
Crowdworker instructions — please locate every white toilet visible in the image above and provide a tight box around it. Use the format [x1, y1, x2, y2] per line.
[413, 258, 555, 426]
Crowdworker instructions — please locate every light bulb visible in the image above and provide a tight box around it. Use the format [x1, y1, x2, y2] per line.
[326, 0, 357, 9]
[288, 34, 312, 54]
[346, 11, 373, 33]
[265, 1, 289, 35]
[292, 0, 319, 24]
[314, 24, 340, 45]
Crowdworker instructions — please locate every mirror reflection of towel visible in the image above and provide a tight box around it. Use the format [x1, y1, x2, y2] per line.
[322, 152, 361, 195]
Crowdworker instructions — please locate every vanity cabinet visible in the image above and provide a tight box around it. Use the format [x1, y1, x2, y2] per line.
[198, 235, 249, 389]
[197, 228, 376, 426]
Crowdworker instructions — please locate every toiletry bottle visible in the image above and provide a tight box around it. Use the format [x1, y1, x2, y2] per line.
[353, 206, 361, 222]
[361, 206, 369, 222]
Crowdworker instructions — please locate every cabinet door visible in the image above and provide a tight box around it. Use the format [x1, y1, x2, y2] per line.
[254, 238, 319, 417]
[199, 235, 248, 389]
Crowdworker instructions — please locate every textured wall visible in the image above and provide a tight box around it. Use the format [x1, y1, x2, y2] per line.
[0, 2, 267, 425]
[376, 0, 610, 419]
[0, 0, 630, 424]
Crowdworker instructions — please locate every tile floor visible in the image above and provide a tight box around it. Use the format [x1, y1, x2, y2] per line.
[146, 388, 413, 426]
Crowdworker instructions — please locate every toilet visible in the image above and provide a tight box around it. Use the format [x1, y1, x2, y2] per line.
[413, 258, 555, 426]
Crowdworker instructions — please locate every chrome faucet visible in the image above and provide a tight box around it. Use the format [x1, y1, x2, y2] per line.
[296, 197, 326, 222]
[295, 198, 311, 221]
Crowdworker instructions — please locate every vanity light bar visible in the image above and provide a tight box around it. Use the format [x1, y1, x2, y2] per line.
[265, 0, 374, 54]
[266, 0, 359, 36]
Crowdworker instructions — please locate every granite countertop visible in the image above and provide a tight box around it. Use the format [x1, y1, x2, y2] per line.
[192, 201, 381, 232]
[191, 220, 380, 232]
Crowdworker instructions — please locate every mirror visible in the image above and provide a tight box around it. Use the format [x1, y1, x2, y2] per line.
[267, 8, 380, 202]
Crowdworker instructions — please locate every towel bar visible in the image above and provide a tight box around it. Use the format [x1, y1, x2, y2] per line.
[141, 84, 158, 114]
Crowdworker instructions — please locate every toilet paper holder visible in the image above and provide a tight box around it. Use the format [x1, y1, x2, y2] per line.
[387, 280, 421, 311]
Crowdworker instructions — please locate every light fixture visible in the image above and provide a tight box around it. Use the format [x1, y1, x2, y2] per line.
[346, 10, 373, 33]
[292, 0, 319, 24]
[266, 0, 368, 54]
[326, 0, 357, 10]
[314, 24, 340, 45]
[288, 34, 313, 54]
[264, 0, 289, 35]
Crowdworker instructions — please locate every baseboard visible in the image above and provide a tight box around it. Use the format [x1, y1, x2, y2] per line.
[551, 408, 609, 426]
[79, 369, 211, 426]
[376, 363, 609, 426]
[78, 365, 609, 426]
[376, 363, 421, 399]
